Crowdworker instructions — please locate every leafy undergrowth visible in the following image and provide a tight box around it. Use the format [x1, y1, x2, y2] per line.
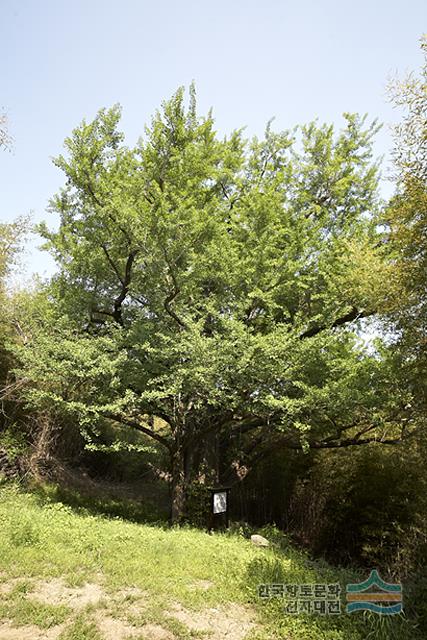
[0, 483, 421, 640]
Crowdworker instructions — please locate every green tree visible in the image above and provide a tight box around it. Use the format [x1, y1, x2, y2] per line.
[0, 217, 29, 429]
[384, 36, 427, 418]
[17, 88, 412, 522]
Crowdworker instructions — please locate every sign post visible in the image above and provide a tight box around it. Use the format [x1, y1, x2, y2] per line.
[209, 486, 230, 531]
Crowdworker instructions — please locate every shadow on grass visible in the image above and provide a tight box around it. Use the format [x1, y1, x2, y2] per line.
[30, 480, 170, 526]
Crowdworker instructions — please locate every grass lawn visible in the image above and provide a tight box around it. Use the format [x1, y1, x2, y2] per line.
[0, 483, 419, 640]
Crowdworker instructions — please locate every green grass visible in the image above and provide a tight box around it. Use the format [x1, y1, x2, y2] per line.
[0, 483, 420, 640]
[0, 592, 70, 628]
[58, 616, 103, 640]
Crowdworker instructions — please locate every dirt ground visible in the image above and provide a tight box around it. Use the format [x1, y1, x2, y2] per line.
[0, 577, 258, 640]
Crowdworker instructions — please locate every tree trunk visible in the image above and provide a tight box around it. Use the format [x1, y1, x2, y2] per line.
[170, 447, 186, 524]
[169, 428, 221, 524]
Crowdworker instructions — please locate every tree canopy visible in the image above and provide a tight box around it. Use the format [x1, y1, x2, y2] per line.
[14, 87, 415, 521]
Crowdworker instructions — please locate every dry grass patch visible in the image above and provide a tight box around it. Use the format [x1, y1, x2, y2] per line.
[0, 577, 32, 596]
[166, 602, 257, 640]
[0, 620, 66, 639]
[30, 578, 106, 610]
[94, 613, 141, 640]
[188, 580, 213, 592]
[140, 623, 177, 640]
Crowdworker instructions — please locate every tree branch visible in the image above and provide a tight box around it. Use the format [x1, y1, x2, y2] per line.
[101, 245, 125, 286]
[308, 433, 410, 449]
[112, 250, 137, 323]
[164, 288, 186, 328]
[161, 248, 187, 329]
[104, 413, 172, 450]
[299, 306, 375, 339]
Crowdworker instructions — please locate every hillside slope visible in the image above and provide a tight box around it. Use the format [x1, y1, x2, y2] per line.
[0, 485, 418, 640]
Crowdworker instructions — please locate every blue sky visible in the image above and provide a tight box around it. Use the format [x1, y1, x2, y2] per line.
[1, 0, 426, 281]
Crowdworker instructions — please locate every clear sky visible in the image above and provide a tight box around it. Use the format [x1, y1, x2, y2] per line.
[1, 0, 426, 281]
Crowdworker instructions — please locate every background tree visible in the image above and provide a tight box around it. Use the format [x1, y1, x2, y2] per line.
[379, 37, 427, 627]
[15, 88, 412, 522]
[0, 112, 12, 150]
[384, 35, 427, 422]
[0, 217, 28, 370]
[263, 39, 427, 630]
[0, 217, 31, 463]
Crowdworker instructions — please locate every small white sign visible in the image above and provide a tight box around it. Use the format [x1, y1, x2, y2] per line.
[213, 491, 227, 514]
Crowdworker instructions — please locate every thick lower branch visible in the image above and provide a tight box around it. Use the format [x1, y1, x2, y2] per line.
[299, 306, 375, 339]
[103, 412, 171, 450]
